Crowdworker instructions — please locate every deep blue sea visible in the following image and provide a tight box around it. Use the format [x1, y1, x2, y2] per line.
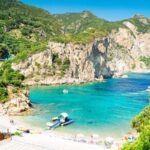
[23, 73, 150, 138]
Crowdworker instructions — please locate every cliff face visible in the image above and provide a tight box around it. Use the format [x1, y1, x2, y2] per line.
[0, 87, 31, 115]
[108, 21, 150, 75]
[12, 21, 150, 85]
[12, 39, 111, 85]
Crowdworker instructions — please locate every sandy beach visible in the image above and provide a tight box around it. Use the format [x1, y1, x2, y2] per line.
[0, 114, 124, 150]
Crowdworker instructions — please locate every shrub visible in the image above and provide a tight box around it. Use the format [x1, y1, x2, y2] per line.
[132, 106, 150, 132]
[122, 106, 150, 150]
[13, 131, 23, 137]
[0, 87, 8, 102]
[140, 57, 150, 68]
[132, 64, 136, 70]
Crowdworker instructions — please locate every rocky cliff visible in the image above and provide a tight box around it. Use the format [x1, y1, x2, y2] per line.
[12, 38, 111, 85]
[108, 20, 150, 76]
[12, 20, 150, 85]
[0, 86, 32, 115]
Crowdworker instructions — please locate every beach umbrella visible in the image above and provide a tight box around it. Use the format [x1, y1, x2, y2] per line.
[105, 137, 114, 144]
[91, 134, 100, 144]
[91, 134, 99, 139]
[128, 135, 134, 143]
[76, 133, 86, 142]
[76, 133, 85, 138]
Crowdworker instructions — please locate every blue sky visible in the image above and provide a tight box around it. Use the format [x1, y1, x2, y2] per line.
[20, 0, 150, 21]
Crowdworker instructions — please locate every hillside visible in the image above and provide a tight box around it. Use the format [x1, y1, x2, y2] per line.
[0, 0, 61, 58]
[126, 15, 150, 33]
[0, 0, 150, 114]
[52, 11, 125, 43]
[0, 0, 63, 112]
[54, 11, 127, 34]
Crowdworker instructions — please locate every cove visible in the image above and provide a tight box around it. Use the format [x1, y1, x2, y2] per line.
[23, 73, 149, 138]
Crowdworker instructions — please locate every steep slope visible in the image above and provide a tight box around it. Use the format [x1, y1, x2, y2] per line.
[126, 15, 150, 33]
[0, 0, 150, 111]
[12, 38, 111, 85]
[0, 0, 62, 58]
[12, 15, 150, 85]
[52, 11, 125, 43]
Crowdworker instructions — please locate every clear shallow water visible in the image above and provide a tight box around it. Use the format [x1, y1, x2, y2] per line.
[23, 73, 150, 138]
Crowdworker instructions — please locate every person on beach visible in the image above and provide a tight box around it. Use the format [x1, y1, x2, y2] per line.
[10, 119, 14, 125]
[5, 129, 11, 140]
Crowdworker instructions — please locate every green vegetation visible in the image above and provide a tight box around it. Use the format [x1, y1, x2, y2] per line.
[122, 106, 150, 150]
[53, 11, 125, 43]
[132, 106, 150, 133]
[0, 1, 149, 60]
[13, 42, 47, 63]
[51, 29, 107, 44]
[51, 53, 70, 76]
[0, 87, 8, 102]
[140, 57, 150, 68]
[0, 44, 9, 59]
[12, 131, 23, 137]
[60, 57, 70, 76]
[0, 0, 61, 60]
[127, 15, 150, 33]
[54, 11, 124, 34]
[0, 0, 61, 40]
[0, 0, 150, 103]
[131, 64, 136, 70]
[0, 61, 24, 102]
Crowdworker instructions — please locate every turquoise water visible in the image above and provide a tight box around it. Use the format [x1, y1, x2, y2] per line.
[23, 73, 149, 138]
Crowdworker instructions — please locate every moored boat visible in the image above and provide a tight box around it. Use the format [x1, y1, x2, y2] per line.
[146, 86, 150, 92]
[47, 112, 74, 129]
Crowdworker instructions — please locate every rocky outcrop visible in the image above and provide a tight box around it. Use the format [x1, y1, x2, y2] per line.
[0, 87, 32, 115]
[12, 21, 150, 85]
[12, 38, 112, 85]
[107, 21, 150, 76]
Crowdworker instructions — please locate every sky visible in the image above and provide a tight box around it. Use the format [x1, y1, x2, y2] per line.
[20, 0, 150, 21]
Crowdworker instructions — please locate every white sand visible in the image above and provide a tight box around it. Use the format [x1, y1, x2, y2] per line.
[0, 115, 121, 150]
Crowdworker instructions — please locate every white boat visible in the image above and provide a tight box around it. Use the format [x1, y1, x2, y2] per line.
[146, 89, 150, 92]
[146, 86, 150, 92]
[46, 112, 74, 129]
[63, 89, 68, 94]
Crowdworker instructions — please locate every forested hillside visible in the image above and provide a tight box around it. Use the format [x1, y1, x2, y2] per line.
[0, 0, 150, 103]
[0, 0, 61, 58]
[0, 0, 61, 102]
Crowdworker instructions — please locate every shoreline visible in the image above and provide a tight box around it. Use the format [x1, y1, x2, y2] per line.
[1, 71, 148, 149]
[24, 70, 150, 87]
[14, 115, 129, 140]
[0, 114, 126, 150]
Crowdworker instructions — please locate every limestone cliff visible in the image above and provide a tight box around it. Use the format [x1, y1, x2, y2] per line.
[12, 38, 111, 85]
[0, 87, 32, 115]
[12, 21, 150, 85]
[108, 21, 150, 76]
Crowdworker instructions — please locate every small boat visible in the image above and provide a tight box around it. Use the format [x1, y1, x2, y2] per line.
[63, 89, 68, 94]
[61, 118, 74, 126]
[47, 112, 74, 129]
[146, 86, 150, 92]
[121, 75, 128, 78]
[146, 89, 150, 92]
[52, 112, 68, 122]
[46, 120, 61, 129]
